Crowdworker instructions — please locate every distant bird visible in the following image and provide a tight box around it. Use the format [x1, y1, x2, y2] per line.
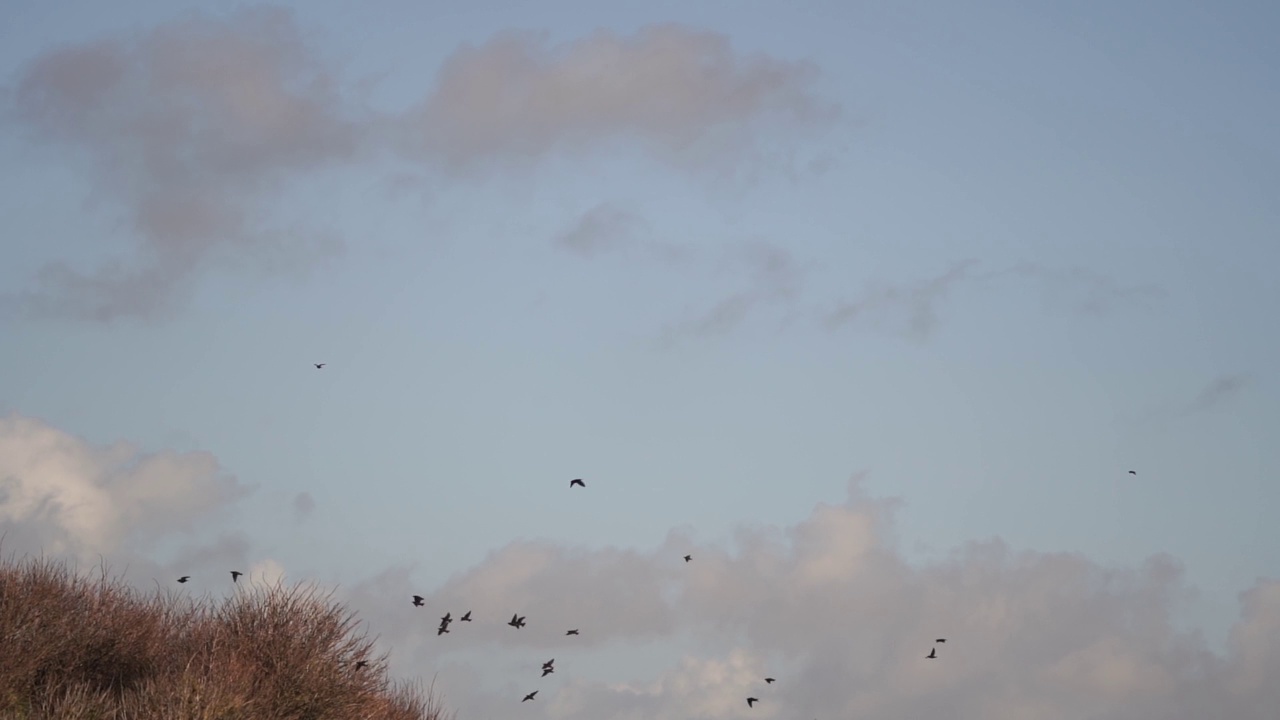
[542, 659, 554, 669]
[541, 666, 554, 677]
[570, 478, 586, 488]
[926, 648, 937, 659]
[935, 638, 946, 643]
[412, 595, 425, 607]
[355, 660, 369, 669]
[437, 624, 450, 636]
[230, 571, 242, 583]
[565, 629, 579, 636]
[441, 612, 452, 624]
[460, 611, 472, 621]
[764, 678, 775, 684]
[684, 555, 692, 562]
[747, 698, 759, 708]
[177, 576, 190, 584]
[314, 363, 325, 369]
[522, 691, 538, 702]
[508, 614, 526, 629]
[1128, 470, 1137, 475]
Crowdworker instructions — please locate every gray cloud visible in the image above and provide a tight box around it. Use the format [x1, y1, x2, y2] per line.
[3, 6, 361, 322]
[554, 204, 688, 263]
[330, 475, 1278, 720]
[825, 259, 979, 339]
[656, 240, 804, 347]
[823, 259, 1164, 341]
[1186, 373, 1253, 414]
[293, 491, 317, 521]
[400, 24, 841, 177]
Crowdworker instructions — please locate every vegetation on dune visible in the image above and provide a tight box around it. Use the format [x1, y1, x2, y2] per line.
[0, 551, 445, 720]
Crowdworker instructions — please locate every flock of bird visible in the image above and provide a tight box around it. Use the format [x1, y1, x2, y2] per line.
[165, 363, 1153, 708]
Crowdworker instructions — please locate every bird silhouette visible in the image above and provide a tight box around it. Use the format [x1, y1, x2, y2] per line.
[177, 576, 190, 583]
[314, 363, 325, 369]
[683, 555, 692, 562]
[747, 698, 759, 708]
[230, 571, 242, 583]
[926, 647, 937, 659]
[441, 612, 452, 624]
[412, 595, 425, 607]
[565, 629, 579, 635]
[542, 659, 554, 669]
[460, 611, 472, 621]
[522, 691, 538, 702]
[764, 678, 776, 684]
[935, 638, 946, 643]
[541, 666, 554, 677]
[570, 478, 586, 488]
[437, 624, 450, 636]
[1128, 470, 1137, 475]
[508, 613, 526, 629]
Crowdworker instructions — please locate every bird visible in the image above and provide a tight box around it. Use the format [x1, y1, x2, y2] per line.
[355, 660, 369, 669]
[412, 595, 425, 607]
[522, 691, 538, 702]
[565, 629, 579, 636]
[460, 611, 472, 621]
[935, 638, 946, 643]
[230, 571, 242, 583]
[926, 647, 937, 659]
[542, 659, 554, 669]
[314, 363, 325, 369]
[1128, 470, 1137, 475]
[570, 478, 586, 488]
[541, 666, 554, 677]
[764, 678, 776, 684]
[747, 698, 759, 708]
[177, 576, 190, 584]
[683, 555, 692, 562]
[508, 613, 526, 629]
[437, 624, 450, 636]
[441, 612, 452, 624]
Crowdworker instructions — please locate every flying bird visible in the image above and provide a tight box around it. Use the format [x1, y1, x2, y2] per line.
[460, 611, 472, 621]
[935, 638, 946, 643]
[412, 595, 425, 607]
[570, 478, 586, 488]
[441, 612, 452, 624]
[437, 624, 450, 636]
[747, 698, 759, 708]
[542, 659, 554, 669]
[177, 576, 190, 583]
[230, 571, 242, 583]
[764, 678, 775, 684]
[522, 691, 538, 702]
[565, 629, 579, 636]
[314, 363, 325, 369]
[541, 666, 554, 677]
[683, 555, 692, 562]
[926, 648, 937, 659]
[508, 614, 526, 629]
[1128, 470, 1137, 475]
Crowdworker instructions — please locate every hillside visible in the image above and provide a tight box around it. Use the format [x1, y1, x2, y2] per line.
[0, 553, 444, 720]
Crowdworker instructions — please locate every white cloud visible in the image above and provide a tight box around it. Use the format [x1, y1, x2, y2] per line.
[338, 475, 1278, 720]
[0, 412, 250, 562]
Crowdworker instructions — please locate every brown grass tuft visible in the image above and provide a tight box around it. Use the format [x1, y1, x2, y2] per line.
[0, 550, 448, 720]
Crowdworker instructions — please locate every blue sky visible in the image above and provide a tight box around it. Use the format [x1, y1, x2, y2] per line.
[1, 2, 1277, 717]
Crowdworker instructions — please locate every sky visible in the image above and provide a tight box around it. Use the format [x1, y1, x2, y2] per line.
[0, 1, 1277, 718]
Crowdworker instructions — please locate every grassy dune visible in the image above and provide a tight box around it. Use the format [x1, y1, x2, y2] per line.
[0, 553, 445, 720]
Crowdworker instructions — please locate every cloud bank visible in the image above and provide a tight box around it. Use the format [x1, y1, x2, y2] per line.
[339, 476, 1276, 720]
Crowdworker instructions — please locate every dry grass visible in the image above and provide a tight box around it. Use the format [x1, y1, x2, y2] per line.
[0, 551, 448, 720]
